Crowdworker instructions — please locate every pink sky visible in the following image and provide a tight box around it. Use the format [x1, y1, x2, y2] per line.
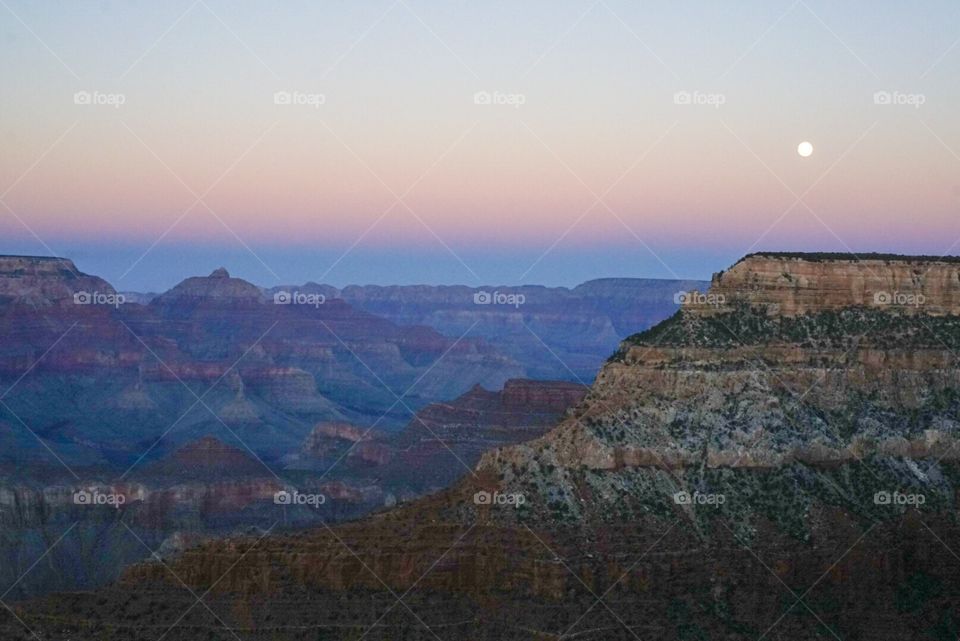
[1, 1, 959, 286]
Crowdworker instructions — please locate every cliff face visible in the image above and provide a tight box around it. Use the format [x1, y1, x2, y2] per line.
[697, 252, 960, 316]
[483, 336, 960, 474]
[0, 436, 283, 601]
[296, 379, 588, 501]
[0, 255, 116, 307]
[405, 378, 588, 441]
[475, 254, 960, 530]
[303, 422, 377, 452]
[0, 435, 387, 601]
[500, 377, 589, 411]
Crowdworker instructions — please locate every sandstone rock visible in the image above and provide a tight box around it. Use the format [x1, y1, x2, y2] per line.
[0, 255, 116, 307]
[703, 252, 960, 316]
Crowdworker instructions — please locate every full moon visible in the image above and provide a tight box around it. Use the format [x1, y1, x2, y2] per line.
[797, 141, 814, 157]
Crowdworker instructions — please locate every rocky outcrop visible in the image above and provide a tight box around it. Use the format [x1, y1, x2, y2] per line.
[696, 252, 960, 316]
[482, 336, 960, 474]
[246, 367, 334, 413]
[305, 422, 376, 446]
[301, 421, 384, 460]
[0, 255, 116, 307]
[150, 267, 264, 306]
[296, 379, 587, 498]
[216, 374, 261, 425]
[475, 253, 960, 529]
[405, 379, 587, 444]
[500, 377, 589, 411]
[141, 436, 267, 480]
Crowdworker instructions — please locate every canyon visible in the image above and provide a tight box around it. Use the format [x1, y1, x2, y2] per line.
[0, 254, 689, 475]
[7, 252, 959, 640]
[264, 278, 709, 380]
[0, 371, 585, 601]
[292, 378, 587, 502]
[1, 255, 675, 601]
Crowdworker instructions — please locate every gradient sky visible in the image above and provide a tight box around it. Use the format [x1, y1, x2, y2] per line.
[1, 1, 959, 291]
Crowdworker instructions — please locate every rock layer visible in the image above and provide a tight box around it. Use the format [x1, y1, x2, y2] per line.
[697, 252, 960, 316]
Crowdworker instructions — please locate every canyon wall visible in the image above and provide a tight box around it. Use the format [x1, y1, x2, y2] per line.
[695, 252, 960, 316]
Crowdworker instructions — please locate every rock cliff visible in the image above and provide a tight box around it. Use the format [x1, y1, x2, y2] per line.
[0, 255, 116, 307]
[476, 253, 960, 527]
[296, 379, 587, 500]
[698, 252, 960, 316]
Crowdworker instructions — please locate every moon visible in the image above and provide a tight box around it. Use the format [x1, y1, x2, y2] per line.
[797, 141, 814, 157]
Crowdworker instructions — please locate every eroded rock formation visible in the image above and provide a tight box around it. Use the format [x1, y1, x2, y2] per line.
[10, 253, 960, 640]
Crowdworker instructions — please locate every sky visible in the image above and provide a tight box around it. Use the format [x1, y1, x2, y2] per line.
[1, 1, 959, 291]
